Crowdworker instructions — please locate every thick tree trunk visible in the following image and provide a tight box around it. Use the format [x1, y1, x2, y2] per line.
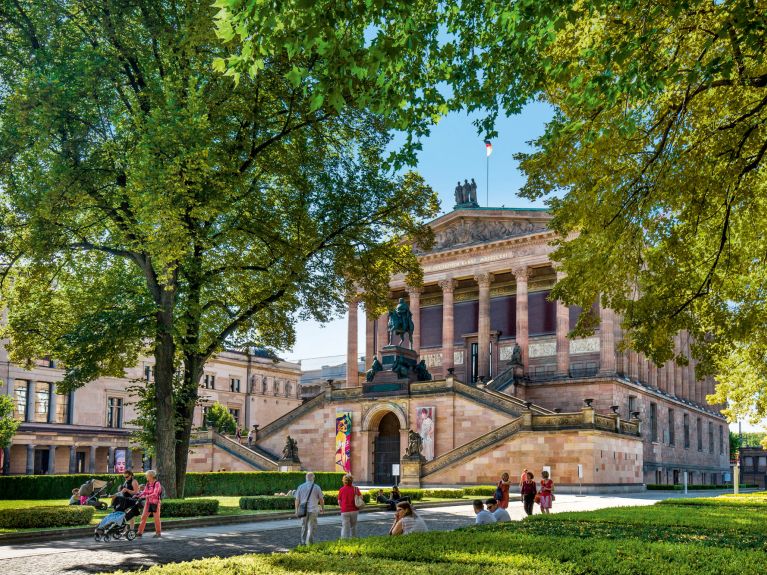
[153, 294, 178, 498]
[174, 355, 203, 498]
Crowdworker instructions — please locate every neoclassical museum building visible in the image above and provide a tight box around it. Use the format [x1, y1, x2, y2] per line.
[2, 202, 731, 489]
[246, 204, 730, 490]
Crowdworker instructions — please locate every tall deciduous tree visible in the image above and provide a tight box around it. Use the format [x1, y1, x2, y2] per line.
[0, 396, 20, 449]
[0, 0, 437, 496]
[218, 0, 767, 420]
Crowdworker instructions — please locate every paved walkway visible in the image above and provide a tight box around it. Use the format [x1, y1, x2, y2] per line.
[0, 491, 733, 575]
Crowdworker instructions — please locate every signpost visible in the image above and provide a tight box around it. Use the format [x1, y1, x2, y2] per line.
[683, 471, 688, 494]
[392, 463, 400, 486]
[577, 464, 583, 496]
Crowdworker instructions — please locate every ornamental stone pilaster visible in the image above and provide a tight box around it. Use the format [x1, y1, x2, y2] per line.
[555, 272, 569, 376]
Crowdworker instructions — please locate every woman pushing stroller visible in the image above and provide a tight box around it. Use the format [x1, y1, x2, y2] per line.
[112, 469, 140, 532]
[136, 469, 163, 538]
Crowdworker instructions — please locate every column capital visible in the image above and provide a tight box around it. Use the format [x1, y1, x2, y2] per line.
[512, 265, 530, 281]
[406, 285, 423, 296]
[438, 278, 456, 293]
[474, 272, 494, 288]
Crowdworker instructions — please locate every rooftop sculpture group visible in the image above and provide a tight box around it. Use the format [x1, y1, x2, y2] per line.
[454, 178, 479, 208]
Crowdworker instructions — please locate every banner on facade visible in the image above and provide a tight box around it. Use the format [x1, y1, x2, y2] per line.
[417, 407, 435, 461]
[335, 411, 352, 473]
[114, 449, 127, 473]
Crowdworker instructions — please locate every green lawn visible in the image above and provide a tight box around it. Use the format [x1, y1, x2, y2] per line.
[107, 492, 767, 575]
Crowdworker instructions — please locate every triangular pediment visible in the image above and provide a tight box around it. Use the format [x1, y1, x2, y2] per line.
[421, 208, 553, 253]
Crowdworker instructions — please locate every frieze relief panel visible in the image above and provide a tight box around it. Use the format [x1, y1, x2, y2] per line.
[425, 219, 549, 252]
[529, 340, 557, 358]
[423, 353, 443, 368]
[571, 337, 600, 354]
[454, 350, 465, 365]
[499, 345, 515, 361]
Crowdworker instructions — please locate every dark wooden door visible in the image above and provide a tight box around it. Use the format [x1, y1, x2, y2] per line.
[374, 436, 400, 484]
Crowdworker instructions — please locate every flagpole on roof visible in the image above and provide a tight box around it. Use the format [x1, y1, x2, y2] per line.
[484, 140, 493, 206]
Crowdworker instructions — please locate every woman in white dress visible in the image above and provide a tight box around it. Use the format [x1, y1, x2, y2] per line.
[419, 409, 434, 460]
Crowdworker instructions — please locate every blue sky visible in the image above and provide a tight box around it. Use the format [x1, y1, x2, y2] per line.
[286, 102, 555, 367]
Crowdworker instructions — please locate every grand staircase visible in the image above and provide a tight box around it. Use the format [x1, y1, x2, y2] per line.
[421, 416, 524, 477]
[191, 430, 280, 471]
[254, 392, 326, 442]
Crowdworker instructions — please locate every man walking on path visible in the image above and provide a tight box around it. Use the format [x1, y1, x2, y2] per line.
[294, 472, 324, 545]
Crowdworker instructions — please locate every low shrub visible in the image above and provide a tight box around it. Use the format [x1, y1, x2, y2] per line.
[160, 499, 219, 518]
[0, 505, 94, 529]
[462, 486, 498, 496]
[420, 488, 465, 499]
[239, 496, 294, 511]
[395, 489, 423, 501]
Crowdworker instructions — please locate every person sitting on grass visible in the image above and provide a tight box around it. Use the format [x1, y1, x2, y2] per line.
[486, 498, 511, 522]
[69, 488, 80, 505]
[473, 499, 497, 525]
[389, 501, 428, 535]
[376, 489, 397, 511]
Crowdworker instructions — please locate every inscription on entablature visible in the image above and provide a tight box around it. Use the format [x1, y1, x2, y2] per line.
[421, 245, 546, 273]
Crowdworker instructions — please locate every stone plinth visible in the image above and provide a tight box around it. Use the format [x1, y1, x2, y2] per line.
[364, 346, 419, 396]
[278, 460, 302, 472]
[400, 457, 423, 488]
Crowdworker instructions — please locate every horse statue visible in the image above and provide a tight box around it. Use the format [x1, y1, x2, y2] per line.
[387, 297, 415, 349]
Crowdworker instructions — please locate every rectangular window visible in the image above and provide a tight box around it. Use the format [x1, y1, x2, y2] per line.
[708, 422, 714, 453]
[230, 378, 241, 393]
[13, 380, 28, 420]
[201, 406, 210, 428]
[650, 403, 658, 442]
[683, 414, 690, 448]
[202, 374, 215, 389]
[758, 457, 767, 471]
[228, 408, 240, 424]
[744, 456, 754, 468]
[56, 392, 69, 424]
[34, 382, 51, 423]
[697, 417, 703, 451]
[628, 395, 637, 418]
[719, 425, 724, 454]
[668, 409, 675, 446]
[144, 365, 155, 382]
[107, 397, 123, 428]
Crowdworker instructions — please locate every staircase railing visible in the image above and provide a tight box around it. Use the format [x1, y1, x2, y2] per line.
[212, 431, 279, 471]
[255, 392, 325, 441]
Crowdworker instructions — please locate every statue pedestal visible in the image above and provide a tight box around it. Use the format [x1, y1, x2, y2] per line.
[278, 460, 302, 472]
[364, 346, 419, 396]
[399, 457, 422, 488]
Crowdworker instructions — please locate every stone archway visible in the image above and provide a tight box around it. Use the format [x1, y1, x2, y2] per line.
[360, 403, 408, 484]
[373, 413, 401, 484]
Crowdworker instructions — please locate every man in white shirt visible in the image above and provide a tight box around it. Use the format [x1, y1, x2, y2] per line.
[294, 472, 324, 545]
[473, 499, 497, 525]
[486, 498, 511, 522]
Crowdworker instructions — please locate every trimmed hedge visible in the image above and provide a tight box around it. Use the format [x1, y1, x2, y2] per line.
[239, 491, 372, 510]
[421, 488, 464, 499]
[462, 486, 498, 496]
[161, 499, 219, 517]
[0, 505, 94, 529]
[0, 472, 346, 499]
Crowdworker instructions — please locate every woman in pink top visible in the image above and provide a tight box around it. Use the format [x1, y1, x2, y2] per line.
[338, 473, 361, 539]
[137, 469, 163, 537]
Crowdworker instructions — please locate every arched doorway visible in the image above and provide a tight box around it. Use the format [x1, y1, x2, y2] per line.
[374, 412, 401, 484]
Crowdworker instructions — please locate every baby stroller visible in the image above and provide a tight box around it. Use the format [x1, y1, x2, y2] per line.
[78, 479, 110, 510]
[94, 495, 143, 542]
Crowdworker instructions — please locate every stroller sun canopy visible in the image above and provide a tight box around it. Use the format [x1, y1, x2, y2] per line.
[79, 479, 108, 497]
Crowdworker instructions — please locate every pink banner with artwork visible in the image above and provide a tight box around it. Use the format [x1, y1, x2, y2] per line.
[335, 411, 352, 472]
[417, 407, 435, 461]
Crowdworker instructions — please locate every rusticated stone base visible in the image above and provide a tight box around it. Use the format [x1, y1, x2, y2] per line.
[400, 458, 422, 488]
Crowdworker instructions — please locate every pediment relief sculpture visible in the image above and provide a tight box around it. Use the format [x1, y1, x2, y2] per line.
[423, 219, 549, 252]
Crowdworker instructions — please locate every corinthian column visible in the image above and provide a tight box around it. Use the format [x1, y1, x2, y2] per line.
[598, 304, 616, 375]
[407, 286, 423, 353]
[555, 272, 569, 376]
[439, 279, 456, 372]
[512, 266, 530, 372]
[346, 299, 358, 387]
[475, 272, 494, 380]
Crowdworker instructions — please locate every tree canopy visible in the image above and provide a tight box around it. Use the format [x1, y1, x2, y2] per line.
[0, 396, 20, 449]
[218, 0, 767, 421]
[0, 0, 437, 496]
